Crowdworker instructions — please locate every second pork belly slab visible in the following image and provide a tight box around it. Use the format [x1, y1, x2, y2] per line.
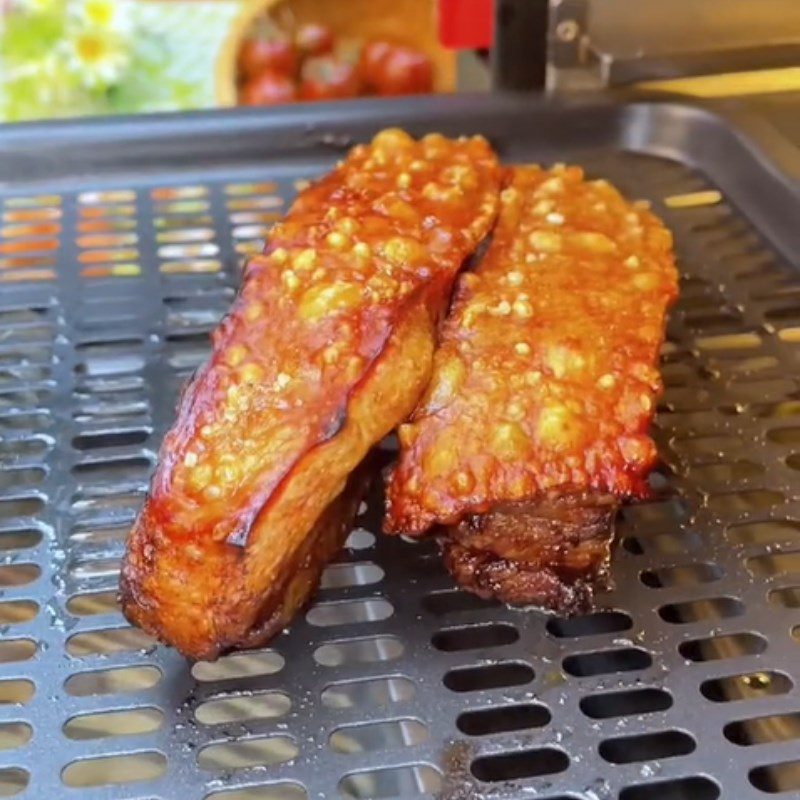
[385, 164, 678, 611]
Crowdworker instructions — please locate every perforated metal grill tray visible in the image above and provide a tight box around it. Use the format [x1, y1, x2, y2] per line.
[1, 95, 800, 800]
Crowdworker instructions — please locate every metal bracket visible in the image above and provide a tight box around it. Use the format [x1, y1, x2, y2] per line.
[547, 0, 600, 92]
[549, 0, 589, 69]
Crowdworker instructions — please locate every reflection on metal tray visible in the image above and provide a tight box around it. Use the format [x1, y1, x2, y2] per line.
[0, 95, 799, 799]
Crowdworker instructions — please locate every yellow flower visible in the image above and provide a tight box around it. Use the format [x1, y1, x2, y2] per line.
[71, 0, 133, 34]
[64, 28, 131, 88]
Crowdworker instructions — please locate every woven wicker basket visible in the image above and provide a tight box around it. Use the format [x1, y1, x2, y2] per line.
[216, 0, 455, 105]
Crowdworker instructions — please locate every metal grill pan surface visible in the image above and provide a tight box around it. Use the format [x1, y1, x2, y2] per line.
[0, 95, 799, 800]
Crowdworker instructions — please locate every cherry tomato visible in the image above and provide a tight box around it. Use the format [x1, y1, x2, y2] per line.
[240, 70, 297, 106]
[238, 36, 298, 80]
[359, 40, 393, 90]
[299, 56, 361, 101]
[295, 23, 334, 56]
[373, 46, 433, 96]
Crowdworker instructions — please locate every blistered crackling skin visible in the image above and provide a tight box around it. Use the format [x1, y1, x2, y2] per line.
[385, 164, 679, 536]
[120, 129, 502, 659]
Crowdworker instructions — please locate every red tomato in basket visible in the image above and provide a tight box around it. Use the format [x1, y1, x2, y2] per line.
[296, 23, 334, 56]
[240, 70, 298, 106]
[238, 36, 298, 80]
[373, 46, 433, 96]
[359, 40, 393, 89]
[299, 56, 361, 101]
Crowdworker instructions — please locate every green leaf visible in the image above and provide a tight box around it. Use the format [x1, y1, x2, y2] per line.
[1, 7, 66, 64]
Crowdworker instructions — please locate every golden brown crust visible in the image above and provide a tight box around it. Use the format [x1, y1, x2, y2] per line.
[385, 164, 678, 535]
[384, 164, 678, 610]
[121, 129, 502, 660]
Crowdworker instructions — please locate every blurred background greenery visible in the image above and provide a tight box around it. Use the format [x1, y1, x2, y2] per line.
[0, 0, 240, 121]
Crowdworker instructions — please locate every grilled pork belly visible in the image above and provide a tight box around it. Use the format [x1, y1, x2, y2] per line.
[385, 164, 678, 610]
[121, 129, 502, 659]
